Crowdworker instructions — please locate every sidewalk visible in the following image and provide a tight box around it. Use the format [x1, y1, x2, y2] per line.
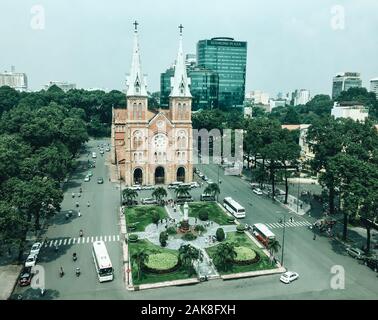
[0, 265, 22, 300]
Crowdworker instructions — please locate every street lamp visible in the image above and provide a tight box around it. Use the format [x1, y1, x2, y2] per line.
[117, 160, 122, 205]
[277, 212, 286, 267]
[296, 165, 302, 214]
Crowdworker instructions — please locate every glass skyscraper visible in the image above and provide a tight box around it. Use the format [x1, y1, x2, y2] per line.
[332, 72, 362, 99]
[160, 64, 219, 110]
[197, 37, 247, 108]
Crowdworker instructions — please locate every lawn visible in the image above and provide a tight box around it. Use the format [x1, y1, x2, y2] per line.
[129, 239, 196, 286]
[124, 205, 167, 232]
[206, 232, 276, 275]
[186, 202, 232, 225]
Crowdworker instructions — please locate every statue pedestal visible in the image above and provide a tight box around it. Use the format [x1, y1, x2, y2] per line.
[180, 219, 190, 232]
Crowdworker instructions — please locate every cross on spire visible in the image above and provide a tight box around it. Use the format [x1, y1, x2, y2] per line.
[133, 20, 139, 31]
[178, 24, 184, 35]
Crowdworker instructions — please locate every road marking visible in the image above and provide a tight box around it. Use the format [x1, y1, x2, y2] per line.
[77, 237, 80, 244]
[67, 238, 72, 245]
[86, 237, 90, 243]
[95, 236, 98, 242]
[53, 240, 58, 246]
[63, 239, 67, 245]
[113, 235, 116, 241]
[91, 236, 94, 242]
[49, 241, 53, 247]
[117, 235, 120, 241]
[58, 239, 62, 246]
[104, 236, 107, 241]
[100, 236, 103, 241]
[73, 238, 76, 244]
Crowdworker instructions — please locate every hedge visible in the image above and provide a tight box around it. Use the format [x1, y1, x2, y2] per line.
[128, 234, 139, 242]
[236, 224, 245, 233]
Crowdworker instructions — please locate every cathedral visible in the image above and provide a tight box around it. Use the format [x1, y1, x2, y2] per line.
[111, 23, 193, 186]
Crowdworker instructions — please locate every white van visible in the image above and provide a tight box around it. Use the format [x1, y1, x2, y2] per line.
[92, 152, 97, 158]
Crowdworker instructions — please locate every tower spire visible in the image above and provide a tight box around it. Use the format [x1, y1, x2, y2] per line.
[126, 20, 147, 97]
[169, 24, 192, 98]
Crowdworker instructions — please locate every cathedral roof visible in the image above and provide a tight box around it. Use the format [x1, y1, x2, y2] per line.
[126, 22, 148, 97]
[169, 25, 192, 98]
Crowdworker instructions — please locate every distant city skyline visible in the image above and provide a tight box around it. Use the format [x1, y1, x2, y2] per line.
[0, 0, 377, 96]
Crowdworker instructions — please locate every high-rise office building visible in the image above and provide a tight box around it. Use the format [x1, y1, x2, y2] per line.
[370, 78, 378, 99]
[197, 37, 247, 108]
[0, 66, 28, 92]
[160, 60, 218, 110]
[332, 72, 362, 99]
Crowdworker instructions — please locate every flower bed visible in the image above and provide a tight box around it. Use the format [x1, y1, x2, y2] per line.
[143, 253, 180, 274]
[234, 246, 260, 265]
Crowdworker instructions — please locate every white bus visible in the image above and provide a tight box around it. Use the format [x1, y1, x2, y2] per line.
[92, 241, 114, 282]
[223, 197, 246, 218]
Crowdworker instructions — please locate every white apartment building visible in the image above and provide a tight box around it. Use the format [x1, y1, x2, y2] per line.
[0, 66, 28, 92]
[44, 81, 76, 92]
[370, 78, 378, 99]
[331, 102, 368, 122]
[293, 89, 311, 106]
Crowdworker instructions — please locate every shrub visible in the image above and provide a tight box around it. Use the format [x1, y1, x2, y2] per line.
[198, 209, 209, 221]
[128, 234, 138, 242]
[215, 228, 225, 242]
[143, 253, 180, 273]
[236, 224, 245, 233]
[194, 225, 206, 232]
[227, 216, 235, 224]
[182, 232, 197, 241]
[159, 231, 168, 247]
[166, 226, 177, 235]
[128, 223, 137, 231]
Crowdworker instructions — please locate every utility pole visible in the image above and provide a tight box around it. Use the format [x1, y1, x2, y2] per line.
[281, 215, 286, 267]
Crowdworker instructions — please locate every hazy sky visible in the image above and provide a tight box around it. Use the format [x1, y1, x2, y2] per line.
[1, 0, 377, 97]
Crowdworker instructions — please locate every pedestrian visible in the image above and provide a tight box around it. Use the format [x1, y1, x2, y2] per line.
[313, 233, 316, 240]
[195, 218, 197, 224]
[78, 210, 81, 217]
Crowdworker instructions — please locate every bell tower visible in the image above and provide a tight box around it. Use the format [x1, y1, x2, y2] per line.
[169, 24, 192, 123]
[126, 20, 148, 123]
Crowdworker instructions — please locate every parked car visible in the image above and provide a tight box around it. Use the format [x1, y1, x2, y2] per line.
[106, 147, 110, 152]
[141, 185, 155, 190]
[280, 271, 299, 284]
[122, 199, 138, 206]
[168, 181, 183, 189]
[87, 171, 93, 177]
[25, 254, 37, 267]
[198, 172, 204, 178]
[253, 188, 263, 195]
[207, 179, 214, 185]
[202, 175, 209, 181]
[84, 175, 90, 182]
[190, 181, 200, 188]
[346, 247, 366, 260]
[141, 198, 158, 205]
[30, 242, 42, 256]
[97, 177, 104, 184]
[19, 267, 33, 286]
[130, 184, 141, 191]
[363, 257, 378, 272]
[176, 196, 193, 204]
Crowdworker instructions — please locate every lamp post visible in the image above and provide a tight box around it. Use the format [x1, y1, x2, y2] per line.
[277, 213, 286, 267]
[117, 160, 122, 205]
[296, 165, 302, 214]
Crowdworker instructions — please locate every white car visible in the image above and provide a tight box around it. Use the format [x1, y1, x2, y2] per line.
[253, 188, 263, 195]
[25, 254, 37, 267]
[142, 198, 157, 205]
[142, 185, 155, 190]
[84, 175, 90, 182]
[30, 242, 42, 256]
[130, 185, 141, 191]
[280, 271, 299, 284]
[190, 181, 200, 188]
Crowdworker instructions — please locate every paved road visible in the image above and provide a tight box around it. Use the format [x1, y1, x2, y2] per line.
[13, 140, 378, 300]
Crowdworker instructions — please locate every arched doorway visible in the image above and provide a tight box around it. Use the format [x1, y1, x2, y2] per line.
[133, 168, 143, 185]
[155, 166, 165, 185]
[176, 167, 185, 182]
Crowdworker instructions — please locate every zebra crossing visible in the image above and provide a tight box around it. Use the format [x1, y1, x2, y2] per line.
[45, 234, 120, 248]
[265, 220, 312, 229]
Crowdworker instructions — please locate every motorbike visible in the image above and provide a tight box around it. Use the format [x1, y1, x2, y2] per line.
[79, 230, 83, 237]
[73, 253, 77, 261]
[72, 193, 75, 198]
[75, 268, 81, 277]
[87, 201, 90, 207]
[59, 269, 64, 277]
[76, 202, 79, 208]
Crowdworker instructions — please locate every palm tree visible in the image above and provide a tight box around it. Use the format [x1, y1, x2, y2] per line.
[131, 250, 149, 280]
[152, 187, 167, 205]
[204, 183, 220, 201]
[175, 185, 190, 200]
[267, 239, 281, 264]
[213, 242, 237, 271]
[122, 188, 138, 205]
[178, 244, 203, 275]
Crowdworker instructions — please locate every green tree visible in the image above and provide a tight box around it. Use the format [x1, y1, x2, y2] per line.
[152, 187, 167, 205]
[122, 188, 138, 205]
[175, 185, 190, 199]
[213, 242, 237, 271]
[159, 231, 168, 247]
[215, 228, 225, 242]
[267, 239, 281, 264]
[131, 250, 149, 280]
[178, 244, 203, 276]
[203, 183, 220, 201]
